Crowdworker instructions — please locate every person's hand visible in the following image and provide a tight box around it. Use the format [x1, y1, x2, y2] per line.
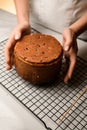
[5, 22, 31, 70]
[62, 28, 78, 84]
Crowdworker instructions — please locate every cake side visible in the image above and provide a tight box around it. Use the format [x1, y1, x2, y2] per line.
[14, 54, 62, 84]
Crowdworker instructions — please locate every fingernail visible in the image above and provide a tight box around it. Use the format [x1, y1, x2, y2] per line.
[15, 34, 20, 40]
[6, 66, 11, 70]
[64, 46, 69, 51]
[6, 64, 12, 70]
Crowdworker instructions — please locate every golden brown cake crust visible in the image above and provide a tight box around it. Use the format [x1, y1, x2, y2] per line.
[14, 33, 63, 84]
[14, 33, 63, 64]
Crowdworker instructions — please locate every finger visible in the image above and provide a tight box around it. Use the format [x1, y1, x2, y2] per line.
[64, 54, 77, 84]
[5, 42, 14, 70]
[15, 24, 30, 39]
[5, 34, 16, 70]
[62, 38, 72, 52]
[62, 29, 74, 52]
[5, 48, 12, 70]
[14, 25, 22, 40]
[5, 29, 22, 70]
[15, 32, 21, 40]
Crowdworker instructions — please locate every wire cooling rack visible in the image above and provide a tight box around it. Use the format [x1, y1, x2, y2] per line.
[0, 28, 87, 130]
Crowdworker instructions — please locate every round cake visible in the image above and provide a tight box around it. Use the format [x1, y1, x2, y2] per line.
[14, 33, 63, 84]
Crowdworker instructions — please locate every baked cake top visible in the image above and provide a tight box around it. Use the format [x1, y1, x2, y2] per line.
[14, 33, 63, 64]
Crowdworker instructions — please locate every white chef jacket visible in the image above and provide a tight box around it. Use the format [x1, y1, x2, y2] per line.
[30, 0, 87, 40]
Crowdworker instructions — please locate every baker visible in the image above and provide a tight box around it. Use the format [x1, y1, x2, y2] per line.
[5, 0, 87, 84]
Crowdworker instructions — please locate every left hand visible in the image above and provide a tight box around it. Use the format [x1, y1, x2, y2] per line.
[62, 28, 78, 84]
[5, 22, 31, 70]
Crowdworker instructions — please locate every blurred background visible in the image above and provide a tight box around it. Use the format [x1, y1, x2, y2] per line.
[0, 0, 16, 14]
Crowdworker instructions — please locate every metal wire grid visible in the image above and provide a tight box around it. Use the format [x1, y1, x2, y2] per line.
[0, 29, 87, 130]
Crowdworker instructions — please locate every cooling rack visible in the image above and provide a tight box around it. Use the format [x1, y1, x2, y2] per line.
[0, 28, 87, 130]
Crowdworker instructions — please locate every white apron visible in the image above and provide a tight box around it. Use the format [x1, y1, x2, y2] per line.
[30, 0, 87, 40]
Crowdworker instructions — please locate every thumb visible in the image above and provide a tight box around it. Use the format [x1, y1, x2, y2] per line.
[62, 37, 72, 52]
[62, 28, 75, 52]
[15, 31, 21, 40]
[64, 44, 70, 51]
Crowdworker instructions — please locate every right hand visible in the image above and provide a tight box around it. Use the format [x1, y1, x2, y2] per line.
[62, 28, 78, 84]
[5, 22, 31, 70]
